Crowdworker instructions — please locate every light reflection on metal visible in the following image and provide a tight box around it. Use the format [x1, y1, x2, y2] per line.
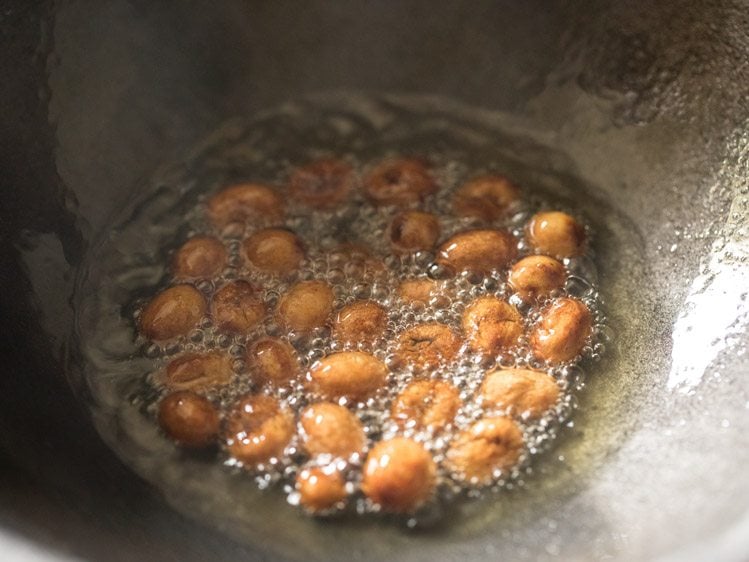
[669, 215, 749, 392]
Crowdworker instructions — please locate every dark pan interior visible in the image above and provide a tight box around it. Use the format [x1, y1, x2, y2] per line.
[1, 1, 748, 561]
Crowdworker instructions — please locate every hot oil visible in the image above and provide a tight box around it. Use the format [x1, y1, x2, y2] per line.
[73, 95, 640, 537]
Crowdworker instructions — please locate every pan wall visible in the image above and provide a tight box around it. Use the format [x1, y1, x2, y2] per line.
[1, 1, 748, 560]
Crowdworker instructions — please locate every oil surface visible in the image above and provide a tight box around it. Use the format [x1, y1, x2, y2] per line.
[74, 95, 641, 542]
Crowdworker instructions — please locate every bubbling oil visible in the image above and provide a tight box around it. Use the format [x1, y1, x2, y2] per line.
[77, 96, 611, 524]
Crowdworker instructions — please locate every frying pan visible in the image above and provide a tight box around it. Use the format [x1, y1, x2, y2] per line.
[1, 1, 748, 560]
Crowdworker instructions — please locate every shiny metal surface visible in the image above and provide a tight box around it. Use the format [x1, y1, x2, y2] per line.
[1, 1, 747, 560]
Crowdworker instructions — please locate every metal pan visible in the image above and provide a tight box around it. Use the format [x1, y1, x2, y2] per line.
[1, 1, 747, 560]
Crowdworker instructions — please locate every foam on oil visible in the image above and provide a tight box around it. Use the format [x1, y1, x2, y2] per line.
[74, 95, 620, 530]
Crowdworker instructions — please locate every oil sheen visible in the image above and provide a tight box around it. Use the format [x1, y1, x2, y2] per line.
[73, 95, 616, 528]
